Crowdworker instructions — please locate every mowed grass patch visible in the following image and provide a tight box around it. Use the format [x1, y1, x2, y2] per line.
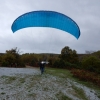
[45, 67, 73, 78]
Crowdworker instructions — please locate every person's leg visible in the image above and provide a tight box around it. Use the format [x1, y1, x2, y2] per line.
[40, 67, 41, 74]
[41, 67, 44, 74]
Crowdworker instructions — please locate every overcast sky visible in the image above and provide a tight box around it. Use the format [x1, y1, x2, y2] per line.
[0, 0, 100, 54]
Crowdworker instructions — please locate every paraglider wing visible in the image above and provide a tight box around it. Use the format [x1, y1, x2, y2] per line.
[11, 11, 80, 39]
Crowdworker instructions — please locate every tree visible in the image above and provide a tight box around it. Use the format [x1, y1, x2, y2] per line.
[60, 46, 79, 64]
[1, 47, 25, 67]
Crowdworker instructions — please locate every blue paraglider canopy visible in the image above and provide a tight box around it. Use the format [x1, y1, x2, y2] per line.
[11, 10, 80, 39]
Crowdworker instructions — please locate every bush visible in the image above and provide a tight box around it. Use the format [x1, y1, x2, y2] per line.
[71, 69, 100, 87]
[18, 62, 25, 68]
[1, 61, 9, 67]
[81, 56, 100, 73]
[52, 59, 78, 69]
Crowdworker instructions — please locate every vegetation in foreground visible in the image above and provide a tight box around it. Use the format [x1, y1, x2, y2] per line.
[0, 67, 100, 100]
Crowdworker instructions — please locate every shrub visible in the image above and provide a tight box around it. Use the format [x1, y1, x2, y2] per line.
[81, 56, 100, 73]
[71, 69, 100, 87]
[1, 61, 9, 67]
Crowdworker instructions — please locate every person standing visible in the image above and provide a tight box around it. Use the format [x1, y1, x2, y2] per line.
[39, 61, 45, 74]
